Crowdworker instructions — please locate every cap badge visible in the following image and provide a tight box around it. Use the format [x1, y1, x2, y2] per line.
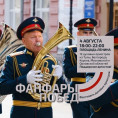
[86, 19, 91, 23]
[19, 63, 28, 68]
[35, 24, 38, 27]
[87, 24, 90, 27]
[33, 18, 38, 23]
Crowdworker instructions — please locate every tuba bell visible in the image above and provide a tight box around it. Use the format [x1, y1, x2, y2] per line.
[0, 23, 23, 69]
[28, 22, 74, 101]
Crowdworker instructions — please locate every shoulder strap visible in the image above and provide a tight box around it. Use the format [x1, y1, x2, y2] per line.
[69, 48, 77, 66]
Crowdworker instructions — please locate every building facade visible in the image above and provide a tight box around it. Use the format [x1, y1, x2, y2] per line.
[0, 0, 117, 61]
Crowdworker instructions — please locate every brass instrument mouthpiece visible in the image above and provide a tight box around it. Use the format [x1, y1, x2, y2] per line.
[36, 42, 41, 46]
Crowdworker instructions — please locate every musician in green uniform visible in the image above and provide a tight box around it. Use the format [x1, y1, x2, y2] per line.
[63, 18, 97, 118]
[88, 27, 118, 118]
[0, 17, 66, 118]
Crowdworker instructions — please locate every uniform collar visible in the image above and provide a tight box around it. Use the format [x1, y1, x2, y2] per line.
[24, 48, 33, 56]
[114, 67, 118, 73]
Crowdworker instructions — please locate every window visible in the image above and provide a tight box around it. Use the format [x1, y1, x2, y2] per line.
[107, 2, 118, 29]
[5, 0, 21, 30]
[114, 10, 118, 28]
[35, 0, 49, 44]
[114, 3, 118, 28]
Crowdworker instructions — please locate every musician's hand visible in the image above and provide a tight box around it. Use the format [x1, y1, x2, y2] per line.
[52, 65, 63, 79]
[27, 67, 43, 84]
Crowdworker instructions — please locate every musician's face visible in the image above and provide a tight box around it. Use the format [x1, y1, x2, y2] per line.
[77, 30, 94, 36]
[22, 30, 43, 56]
[114, 49, 118, 68]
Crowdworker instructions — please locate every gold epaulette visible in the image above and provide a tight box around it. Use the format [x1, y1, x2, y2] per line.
[9, 51, 24, 57]
[66, 45, 77, 48]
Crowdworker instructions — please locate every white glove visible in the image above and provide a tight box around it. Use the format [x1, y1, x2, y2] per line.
[52, 65, 63, 79]
[27, 67, 43, 84]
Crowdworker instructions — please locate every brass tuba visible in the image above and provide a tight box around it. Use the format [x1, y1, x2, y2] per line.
[0, 23, 23, 70]
[28, 22, 74, 101]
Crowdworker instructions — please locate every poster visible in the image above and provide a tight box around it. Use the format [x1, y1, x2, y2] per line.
[0, 0, 118, 118]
